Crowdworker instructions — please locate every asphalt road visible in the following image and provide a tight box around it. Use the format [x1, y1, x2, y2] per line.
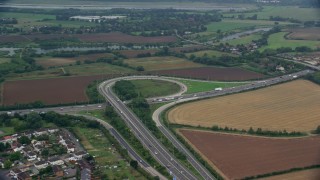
[99, 76, 200, 180]
[1, 69, 315, 180]
[72, 114, 166, 179]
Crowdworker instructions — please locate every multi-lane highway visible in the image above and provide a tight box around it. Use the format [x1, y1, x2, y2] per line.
[99, 77, 201, 180]
[1, 69, 315, 180]
[97, 69, 314, 180]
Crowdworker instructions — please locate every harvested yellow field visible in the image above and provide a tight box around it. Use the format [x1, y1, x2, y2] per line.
[168, 80, 320, 133]
[261, 168, 320, 180]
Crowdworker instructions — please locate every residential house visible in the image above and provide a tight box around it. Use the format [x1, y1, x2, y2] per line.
[17, 172, 32, 180]
[34, 161, 48, 170]
[53, 165, 64, 177]
[10, 168, 22, 178]
[26, 152, 37, 161]
[74, 151, 88, 160]
[49, 157, 64, 166]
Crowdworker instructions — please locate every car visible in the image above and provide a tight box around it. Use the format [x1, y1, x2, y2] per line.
[98, 105, 102, 108]
[154, 152, 158, 155]
[139, 160, 142, 163]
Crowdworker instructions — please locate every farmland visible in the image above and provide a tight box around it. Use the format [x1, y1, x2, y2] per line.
[186, 50, 235, 58]
[262, 168, 320, 180]
[124, 56, 204, 71]
[118, 49, 159, 58]
[73, 127, 145, 179]
[225, 6, 320, 21]
[205, 19, 280, 33]
[260, 32, 320, 51]
[152, 67, 265, 81]
[286, 28, 320, 41]
[179, 129, 320, 180]
[35, 53, 114, 68]
[0, 32, 177, 44]
[7, 63, 134, 80]
[2, 75, 108, 105]
[168, 80, 320, 133]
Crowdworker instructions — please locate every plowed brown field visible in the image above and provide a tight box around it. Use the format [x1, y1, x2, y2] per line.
[125, 56, 204, 71]
[287, 28, 320, 41]
[180, 129, 320, 180]
[262, 168, 320, 180]
[152, 67, 264, 81]
[169, 80, 320, 132]
[2, 75, 110, 105]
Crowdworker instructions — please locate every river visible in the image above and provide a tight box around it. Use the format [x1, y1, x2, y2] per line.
[221, 27, 272, 41]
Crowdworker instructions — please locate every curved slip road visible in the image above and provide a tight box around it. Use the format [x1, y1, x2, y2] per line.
[99, 76, 200, 180]
[0, 69, 314, 179]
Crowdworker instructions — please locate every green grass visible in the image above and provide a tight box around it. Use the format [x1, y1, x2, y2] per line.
[205, 19, 282, 33]
[176, 79, 247, 94]
[0, 127, 15, 137]
[130, 79, 181, 98]
[73, 127, 144, 179]
[29, 19, 97, 28]
[227, 6, 320, 21]
[226, 33, 262, 45]
[260, 32, 320, 51]
[0, 12, 95, 30]
[186, 50, 236, 57]
[0, 12, 55, 21]
[7, 63, 135, 80]
[0, 58, 11, 64]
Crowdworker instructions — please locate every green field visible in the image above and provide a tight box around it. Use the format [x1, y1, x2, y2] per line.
[226, 33, 262, 45]
[260, 32, 320, 51]
[130, 79, 181, 98]
[186, 50, 236, 58]
[0, 58, 11, 64]
[0, 127, 15, 137]
[73, 127, 144, 179]
[0, 12, 55, 21]
[226, 6, 320, 21]
[7, 63, 135, 80]
[0, 12, 95, 29]
[205, 19, 286, 33]
[124, 56, 204, 71]
[175, 79, 247, 94]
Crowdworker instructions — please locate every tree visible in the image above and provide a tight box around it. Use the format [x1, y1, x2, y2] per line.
[316, 125, 320, 134]
[18, 136, 31, 145]
[136, 66, 145, 71]
[9, 152, 21, 161]
[130, 160, 138, 169]
[26, 112, 43, 129]
[41, 149, 49, 157]
[4, 160, 12, 169]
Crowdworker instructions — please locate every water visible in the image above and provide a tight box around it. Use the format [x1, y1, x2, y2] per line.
[221, 28, 272, 41]
[0, 45, 160, 56]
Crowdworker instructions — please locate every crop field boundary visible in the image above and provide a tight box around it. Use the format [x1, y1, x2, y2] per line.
[169, 124, 308, 139]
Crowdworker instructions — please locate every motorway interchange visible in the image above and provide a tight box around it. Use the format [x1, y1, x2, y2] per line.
[2, 69, 315, 180]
